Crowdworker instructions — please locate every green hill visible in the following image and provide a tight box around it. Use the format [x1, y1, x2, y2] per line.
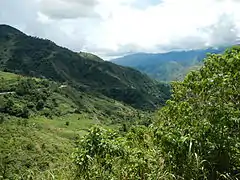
[0, 70, 153, 179]
[0, 70, 145, 125]
[0, 24, 170, 110]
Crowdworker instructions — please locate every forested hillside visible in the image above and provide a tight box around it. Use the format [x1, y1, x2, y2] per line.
[0, 24, 170, 110]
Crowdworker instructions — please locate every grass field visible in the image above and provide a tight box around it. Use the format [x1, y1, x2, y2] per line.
[0, 70, 135, 179]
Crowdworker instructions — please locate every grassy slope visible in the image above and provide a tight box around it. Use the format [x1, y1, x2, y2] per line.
[0, 70, 142, 122]
[0, 71, 150, 179]
[0, 119, 75, 179]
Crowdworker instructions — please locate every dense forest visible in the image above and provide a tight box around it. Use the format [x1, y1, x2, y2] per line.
[0, 24, 240, 179]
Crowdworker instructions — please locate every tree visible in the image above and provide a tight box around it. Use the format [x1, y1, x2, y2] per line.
[15, 79, 37, 96]
[154, 46, 240, 179]
[21, 106, 30, 119]
[36, 100, 44, 111]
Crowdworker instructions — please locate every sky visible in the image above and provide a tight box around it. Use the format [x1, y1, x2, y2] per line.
[0, 0, 240, 59]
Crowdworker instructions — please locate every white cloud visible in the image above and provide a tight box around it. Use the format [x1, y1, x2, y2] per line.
[1, 0, 240, 59]
[39, 0, 100, 19]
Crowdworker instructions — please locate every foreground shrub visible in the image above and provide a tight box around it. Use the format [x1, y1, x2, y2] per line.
[73, 126, 171, 180]
[154, 46, 240, 179]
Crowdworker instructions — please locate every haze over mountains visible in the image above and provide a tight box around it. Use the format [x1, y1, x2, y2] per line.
[112, 47, 227, 81]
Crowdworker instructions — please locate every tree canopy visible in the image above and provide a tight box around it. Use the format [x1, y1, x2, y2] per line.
[74, 46, 240, 179]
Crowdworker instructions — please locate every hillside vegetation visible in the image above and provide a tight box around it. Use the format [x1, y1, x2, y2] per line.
[112, 48, 225, 81]
[0, 70, 147, 125]
[74, 46, 240, 179]
[0, 23, 239, 180]
[0, 24, 170, 110]
[0, 70, 152, 179]
[1, 46, 239, 179]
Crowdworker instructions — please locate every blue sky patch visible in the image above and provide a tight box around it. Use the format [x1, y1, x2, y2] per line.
[132, 0, 163, 9]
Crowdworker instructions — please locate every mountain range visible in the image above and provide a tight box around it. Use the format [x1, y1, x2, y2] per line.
[0, 24, 170, 110]
[112, 48, 227, 81]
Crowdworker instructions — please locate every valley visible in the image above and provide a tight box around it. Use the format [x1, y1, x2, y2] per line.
[0, 25, 170, 110]
[0, 24, 240, 180]
[0, 25, 167, 179]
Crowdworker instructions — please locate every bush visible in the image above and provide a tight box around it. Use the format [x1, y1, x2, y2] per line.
[153, 47, 240, 179]
[73, 126, 168, 180]
[36, 100, 44, 111]
[15, 79, 37, 96]
[21, 106, 30, 119]
[0, 115, 5, 124]
[74, 47, 240, 179]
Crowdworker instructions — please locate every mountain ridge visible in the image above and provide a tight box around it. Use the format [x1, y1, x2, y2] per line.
[111, 47, 227, 81]
[0, 24, 170, 110]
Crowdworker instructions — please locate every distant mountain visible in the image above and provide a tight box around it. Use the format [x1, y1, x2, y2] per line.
[111, 48, 226, 81]
[0, 24, 170, 110]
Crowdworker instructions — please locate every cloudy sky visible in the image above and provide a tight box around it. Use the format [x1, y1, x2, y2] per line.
[1, 0, 240, 59]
